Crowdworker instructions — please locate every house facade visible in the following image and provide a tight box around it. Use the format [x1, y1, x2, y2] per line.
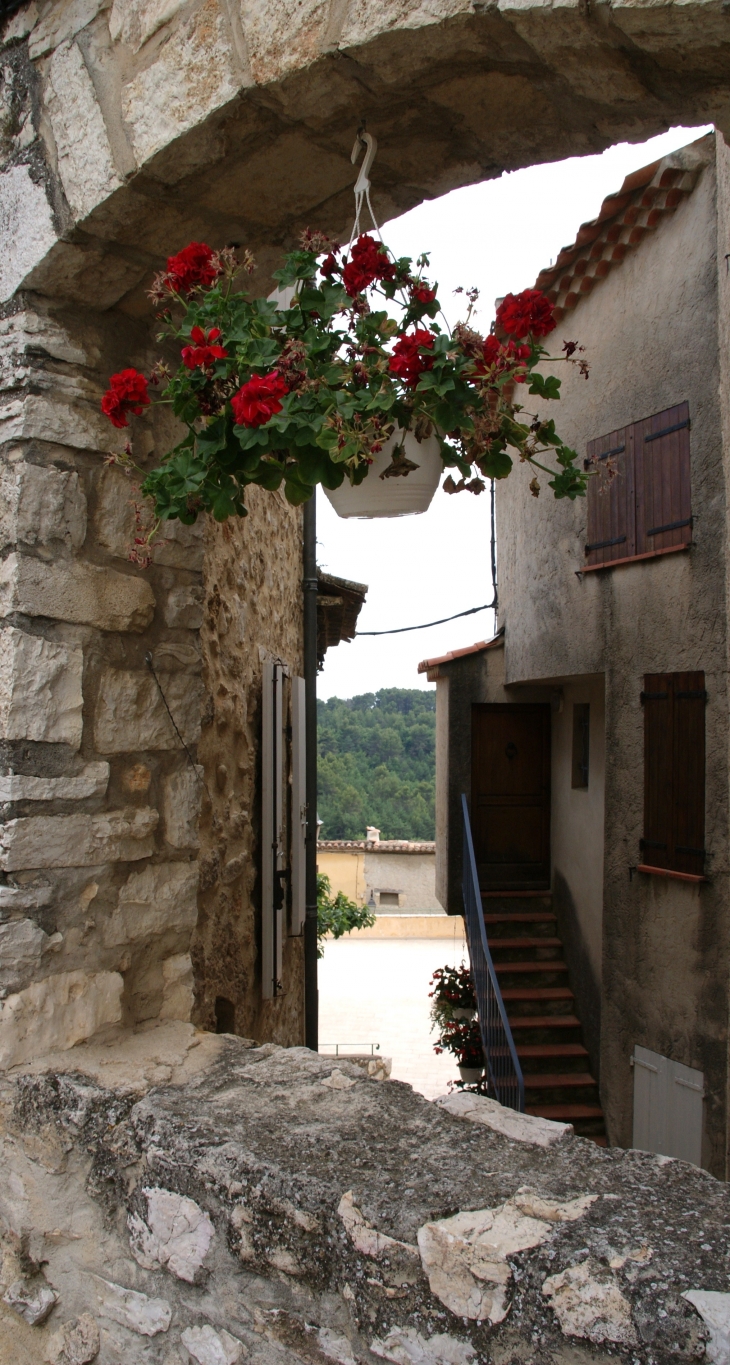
[317, 832, 440, 914]
[423, 132, 730, 1174]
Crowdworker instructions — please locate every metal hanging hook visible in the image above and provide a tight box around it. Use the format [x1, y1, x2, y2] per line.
[349, 130, 381, 246]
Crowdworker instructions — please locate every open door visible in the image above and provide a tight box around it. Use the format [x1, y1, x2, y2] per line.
[471, 703, 551, 891]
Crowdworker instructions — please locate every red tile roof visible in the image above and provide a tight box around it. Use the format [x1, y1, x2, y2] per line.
[417, 633, 504, 680]
[535, 133, 714, 322]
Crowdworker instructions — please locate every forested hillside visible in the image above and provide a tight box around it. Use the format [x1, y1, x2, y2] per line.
[317, 689, 436, 841]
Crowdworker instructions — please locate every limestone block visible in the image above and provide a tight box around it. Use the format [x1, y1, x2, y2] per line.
[159, 952, 194, 1020]
[609, 0, 730, 51]
[338, 1191, 420, 1263]
[94, 666, 203, 753]
[109, 0, 190, 50]
[121, 0, 246, 166]
[371, 1327, 475, 1365]
[684, 1290, 730, 1365]
[0, 808, 158, 871]
[339, 0, 469, 48]
[3, 2, 39, 41]
[29, 0, 108, 56]
[95, 467, 204, 569]
[0, 627, 84, 748]
[434, 1091, 573, 1146]
[0, 394, 126, 455]
[0, 881, 53, 913]
[0, 969, 123, 1068]
[0, 165, 57, 305]
[91, 1276, 171, 1336]
[162, 766, 202, 848]
[542, 1260, 637, 1346]
[240, 0, 331, 83]
[0, 310, 89, 369]
[181, 1324, 243, 1364]
[0, 763, 109, 803]
[46, 41, 123, 221]
[0, 918, 48, 991]
[0, 555, 155, 632]
[46, 1312, 101, 1365]
[103, 862, 198, 946]
[2, 1278, 58, 1325]
[127, 1187, 214, 1282]
[164, 584, 204, 629]
[417, 1189, 597, 1324]
[0, 462, 87, 555]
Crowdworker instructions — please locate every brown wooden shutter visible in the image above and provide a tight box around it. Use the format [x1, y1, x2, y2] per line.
[672, 671, 706, 877]
[634, 402, 691, 556]
[642, 671, 705, 876]
[584, 424, 635, 568]
[642, 673, 673, 870]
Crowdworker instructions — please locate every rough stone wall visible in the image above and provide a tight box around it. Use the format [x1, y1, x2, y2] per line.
[194, 487, 304, 1046]
[1, 1025, 727, 1365]
[0, 289, 306, 1064]
[2, 0, 730, 317]
[0, 297, 208, 1066]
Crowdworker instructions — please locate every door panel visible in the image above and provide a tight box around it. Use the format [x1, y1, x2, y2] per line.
[471, 704, 551, 890]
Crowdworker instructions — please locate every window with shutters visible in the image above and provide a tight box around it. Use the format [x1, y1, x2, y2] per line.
[641, 672, 706, 879]
[584, 402, 691, 571]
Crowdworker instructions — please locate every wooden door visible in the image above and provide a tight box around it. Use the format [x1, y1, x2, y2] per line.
[471, 704, 551, 891]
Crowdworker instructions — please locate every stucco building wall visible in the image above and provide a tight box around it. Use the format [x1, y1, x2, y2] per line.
[430, 133, 730, 1174]
[318, 842, 440, 913]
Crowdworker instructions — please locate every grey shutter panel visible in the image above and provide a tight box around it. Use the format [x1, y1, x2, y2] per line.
[262, 661, 286, 998]
[633, 1045, 703, 1165]
[291, 676, 307, 936]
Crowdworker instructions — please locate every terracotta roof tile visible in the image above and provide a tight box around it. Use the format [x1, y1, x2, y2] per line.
[417, 632, 504, 679]
[534, 134, 714, 321]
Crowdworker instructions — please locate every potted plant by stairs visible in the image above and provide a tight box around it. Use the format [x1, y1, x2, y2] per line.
[430, 964, 484, 1081]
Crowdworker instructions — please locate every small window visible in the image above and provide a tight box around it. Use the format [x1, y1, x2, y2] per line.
[571, 703, 590, 789]
[584, 403, 691, 571]
[378, 891, 400, 907]
[642, 672, 705, 877]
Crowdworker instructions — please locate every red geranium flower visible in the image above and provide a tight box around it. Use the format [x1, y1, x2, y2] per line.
[411, 283, 437, 305]
[477, 334, 531, 381]
[231, 371, 288, 427]
[181, 326, 228, 371]
[320, 253, 339, 277]
[388, 329, 435, 388]
[165, 242, 221, 294]
[342, 234, 396, 297]
[496, 289, 555, 339]
[101, 369, 150, 428]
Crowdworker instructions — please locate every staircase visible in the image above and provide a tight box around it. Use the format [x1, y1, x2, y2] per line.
[483, 894, 606, 1143]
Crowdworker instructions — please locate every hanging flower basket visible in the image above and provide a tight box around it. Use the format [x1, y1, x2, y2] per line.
[322, 427, 443, 518]
[100, 230, 590, 541]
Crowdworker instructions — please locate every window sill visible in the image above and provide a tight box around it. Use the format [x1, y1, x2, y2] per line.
[582, 542, 690, 573]
[637, 863, 706, 884]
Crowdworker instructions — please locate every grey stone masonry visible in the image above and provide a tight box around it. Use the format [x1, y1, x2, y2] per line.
[0, 295, 205, 1061]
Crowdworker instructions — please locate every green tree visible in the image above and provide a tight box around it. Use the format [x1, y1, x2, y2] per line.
[317, 689, 435, 840]
[317, 873, 375, 958]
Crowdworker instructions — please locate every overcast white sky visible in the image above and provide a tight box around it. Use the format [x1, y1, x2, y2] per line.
[316, 125, 712, 701]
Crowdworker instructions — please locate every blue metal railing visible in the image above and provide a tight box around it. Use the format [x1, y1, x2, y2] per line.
[461, 793, 525, 1112]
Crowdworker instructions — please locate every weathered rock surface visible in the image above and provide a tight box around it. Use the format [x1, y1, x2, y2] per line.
[0, 627, 84, 748]
[0, 554, 155, 633]
[0, 1027, 725, 1364]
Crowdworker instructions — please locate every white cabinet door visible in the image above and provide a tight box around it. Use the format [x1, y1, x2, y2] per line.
[633, 1044, 704, 1166]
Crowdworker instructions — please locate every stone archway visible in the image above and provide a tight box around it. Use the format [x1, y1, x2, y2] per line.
[0, 0, 728, 1065]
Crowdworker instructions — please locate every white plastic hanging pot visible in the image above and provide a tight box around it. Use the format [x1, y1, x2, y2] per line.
[322, 428, 443, 520]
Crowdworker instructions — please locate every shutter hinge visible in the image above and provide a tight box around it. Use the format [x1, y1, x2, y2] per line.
[640, 691, 669, 704]
[675, 689, 708, 702]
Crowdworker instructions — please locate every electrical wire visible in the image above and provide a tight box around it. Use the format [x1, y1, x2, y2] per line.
[355, 599, 495, 636]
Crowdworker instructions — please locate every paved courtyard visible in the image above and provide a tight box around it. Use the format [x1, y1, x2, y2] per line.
[318, 928, 469, 1099]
